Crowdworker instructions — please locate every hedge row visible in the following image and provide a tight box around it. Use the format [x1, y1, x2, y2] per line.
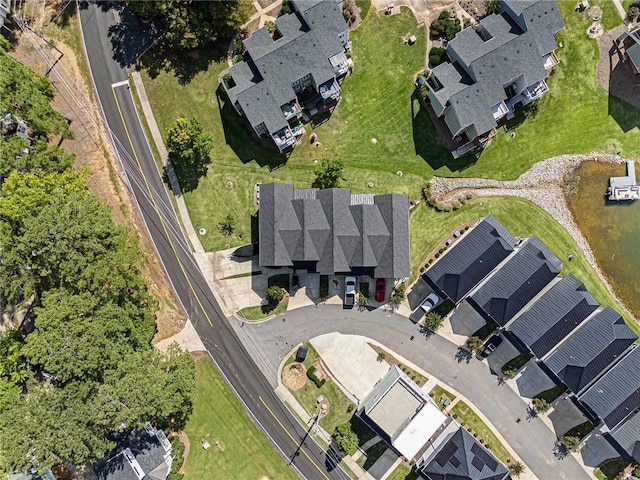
[307, 365, 326, 388]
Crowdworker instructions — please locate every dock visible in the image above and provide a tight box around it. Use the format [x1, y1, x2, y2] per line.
[607, 161, 640, 201]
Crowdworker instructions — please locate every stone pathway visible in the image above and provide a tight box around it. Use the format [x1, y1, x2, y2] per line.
[244, 0, 283, 29]
[429, 153, 638, 326]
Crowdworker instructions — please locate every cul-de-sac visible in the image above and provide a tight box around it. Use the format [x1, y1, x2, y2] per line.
[3, 0, 640, 479]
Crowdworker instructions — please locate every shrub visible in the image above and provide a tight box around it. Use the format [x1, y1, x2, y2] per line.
[458, 196, 467, 205]
[265, 285, 285, 306]
[232, 54, 244, 64]
[333, 422, 358, 455]
[420, 267, 425, 273]
[424, 312, 444, 332]
[435, 252, 440, 258]
[279, 0, 292, 16]
[509, 461, 526, 478]
[168, 436, 186, 480]
[234, 38, 244, 54]
[442, 203, 453, 212]
[391, 283, 406, 305]
[465, 336, 484, 353]
[346, 403, 355, 413]
[563, 435, 585, 452]
[265, 21, 277, 33]
[451, 200, 462, 210]
[532, 397, 550, 413]
[428, 258, 433, 264]
[464, 225, 470, 230]
[466, 192, 474, 200]
[438, 248, 444, 254]
[502, 367, 518, 378]
[429, 54, 441, 66]
[307, 365, 326, 388]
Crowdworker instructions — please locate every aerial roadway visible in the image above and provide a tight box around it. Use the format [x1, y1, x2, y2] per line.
[77, 2, 348, 479]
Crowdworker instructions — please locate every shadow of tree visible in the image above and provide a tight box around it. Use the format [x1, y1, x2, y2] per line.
[163, 152, 212, 194]
[107, 4, 162, 70]
[216, 86, 289, 169]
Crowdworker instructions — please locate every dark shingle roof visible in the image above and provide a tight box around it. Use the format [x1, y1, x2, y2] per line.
[430, 0, 563, 138]
[96, 427, 171, 480]
[258, 183, 409, 278]
[580, 347, 640, 429]
[421, 427, 508, 480]
[468, 236, 561, 326]
[610, 410, 640, 462]
[507, 275, 600, 358]
[543, 307, 637, 394]
[424, 214, 516, 303]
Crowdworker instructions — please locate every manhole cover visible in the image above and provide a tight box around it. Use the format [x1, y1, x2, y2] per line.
[199, 228, 207, 235]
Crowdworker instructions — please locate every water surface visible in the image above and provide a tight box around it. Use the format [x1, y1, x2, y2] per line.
[565, 161, 640, 317]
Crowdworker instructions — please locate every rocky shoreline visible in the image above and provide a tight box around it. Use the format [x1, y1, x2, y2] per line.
[428, 153, 639, 324]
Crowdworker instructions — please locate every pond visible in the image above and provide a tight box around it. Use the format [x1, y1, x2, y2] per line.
[565, 161, 640, 317]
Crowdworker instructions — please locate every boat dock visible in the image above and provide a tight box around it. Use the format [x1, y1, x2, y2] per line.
[608, 161, 640, 201]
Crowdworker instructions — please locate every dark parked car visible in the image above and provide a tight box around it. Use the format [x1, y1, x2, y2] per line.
[375, 278, 386, 302]
[295, 345, 308, 363]
[479, 335, 503, 357]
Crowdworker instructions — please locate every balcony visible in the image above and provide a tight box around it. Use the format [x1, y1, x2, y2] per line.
[272, 127, 297, 151]
[491, 101, 509, 121]
[319, 80, 341, 103]
[281, 102, 302, 120]
[542, 52, 559, 72]
[522, 80, 549, 104]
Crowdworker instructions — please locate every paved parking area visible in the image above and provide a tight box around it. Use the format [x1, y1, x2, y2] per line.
[548, 396, 588, 438]
[485, 335, 521, 375]
[310, 332, 391, 402]
[513, 359, 557, 399]
[449, 301, 485, 336]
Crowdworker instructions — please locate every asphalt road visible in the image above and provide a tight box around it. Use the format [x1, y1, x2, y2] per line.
[235, 305, 593, 480]
[77, 3, 348, 479]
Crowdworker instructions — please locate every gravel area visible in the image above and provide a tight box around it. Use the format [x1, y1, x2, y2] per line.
[428, 153, 638, 324]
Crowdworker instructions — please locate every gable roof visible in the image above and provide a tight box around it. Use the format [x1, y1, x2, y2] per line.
[96, 425, 172, 480]
[579, 346, 640, 430]
[610, 410, 640, 462]
[468, 235, 561, 326]
[502, 0, 564, 56]
[424, 214, 516, 303]
[507, 275, 600, 358]
[543, 307, 637, 394]
[421, 427, 508, 480]
[258, 183, 410, 278]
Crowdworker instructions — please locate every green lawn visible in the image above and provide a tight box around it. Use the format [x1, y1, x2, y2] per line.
[386, 464, 421, 480]
[183, 357, 298, 480]
[565, 420, 596, 440]
[451, 401, 513, 465]
[236, 298, 288, 321]
[284, 343, 354, 434]
[429, 384, 457, 409]
[501, 353, 533, 376]
[595, 457, 632, 480]
[534, 385, 567, 403]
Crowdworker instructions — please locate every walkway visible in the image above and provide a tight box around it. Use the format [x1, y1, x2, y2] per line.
[233, 305, 593, 480]
[130, 71, 205, 254]
[611, 0, 628, 23]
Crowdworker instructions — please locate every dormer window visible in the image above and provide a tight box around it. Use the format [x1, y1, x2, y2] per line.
[475, 24, 493, 42]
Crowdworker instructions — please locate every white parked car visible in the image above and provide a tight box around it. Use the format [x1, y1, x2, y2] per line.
[420, 293, 439, 314]
[344, 276, 357, 308]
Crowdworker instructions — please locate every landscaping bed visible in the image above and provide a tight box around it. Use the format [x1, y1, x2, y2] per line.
[368, 344, 427, 386]
[533, 385, 567, 404]
[595, 457, 632, 480]
[501, 353, 533, 377]
[429, 385, 456, 410]
[451, 401, 513, 465]
[356, 441, 388, 470]
[283, 343, 354, 433]
[236, 298, 288, 321]
[564, 420, 596, 440]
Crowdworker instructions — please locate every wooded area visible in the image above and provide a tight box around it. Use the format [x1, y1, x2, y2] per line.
[0, 42, 195, 473]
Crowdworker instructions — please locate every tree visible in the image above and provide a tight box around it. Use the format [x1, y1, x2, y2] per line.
[312, 159, 346, 189]
[628, 3, 640, 20]
[484, 0, 500, 16]
[218, 213, 236, 236]
[265, 286, 285, 306]
[464, 336, 484, 353]
[509, 460, 526, 478]
[532, 397, 550, 414]
[166, 117, 214, 169]
[430, 11, 461, 41]
[390, 283, 406, 306]
[0, 34, 9, 52]
[128, 1, 251, 50]
[333, 422, 358, 455]
[563, 435, 585, 453]
[424, 312, 444, 332]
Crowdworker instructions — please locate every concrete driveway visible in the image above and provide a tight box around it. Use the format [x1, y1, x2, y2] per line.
[233, 305, 592, 480]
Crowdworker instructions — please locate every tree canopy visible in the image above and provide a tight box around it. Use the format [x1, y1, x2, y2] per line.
[0, 170, 195, 472]
[166, 117, 214, 169]
[312, 159, 346, 189]
[128, 0, 251, 50]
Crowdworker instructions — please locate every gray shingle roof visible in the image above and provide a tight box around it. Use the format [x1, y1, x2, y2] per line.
[421, 427, 508, 480]
[468, 236, 561, 326]
[258, 183, 410, 278]
[424, 214, 516, 303]
[429, 0, 563, 139]
[223, 0, 348, 136]
[580, 346, 640, 429]
[610, 410, 640, 462]
[543, 307, 637, 394]
[96, 428, 171, 480]
[507, 275, 600, 358]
